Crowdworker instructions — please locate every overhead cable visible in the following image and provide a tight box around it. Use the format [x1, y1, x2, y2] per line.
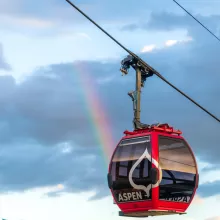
[173, 0, 220, 43]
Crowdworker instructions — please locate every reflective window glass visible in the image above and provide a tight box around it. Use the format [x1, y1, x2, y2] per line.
[159, 136, 197, 203]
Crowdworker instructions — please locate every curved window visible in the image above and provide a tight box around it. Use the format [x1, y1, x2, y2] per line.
[159, 136, 197, 203]
[110, 136, 152, 203]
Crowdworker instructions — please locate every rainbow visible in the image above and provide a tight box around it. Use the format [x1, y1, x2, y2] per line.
[73, 61, 115, 168]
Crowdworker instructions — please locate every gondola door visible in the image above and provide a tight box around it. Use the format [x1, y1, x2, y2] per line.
[158, 134, 198, 212]
[108, 135, 156, 212]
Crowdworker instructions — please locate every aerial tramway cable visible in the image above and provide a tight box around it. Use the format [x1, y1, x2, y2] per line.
[173, 0, 220, 43]
[65, 0, 220, 123]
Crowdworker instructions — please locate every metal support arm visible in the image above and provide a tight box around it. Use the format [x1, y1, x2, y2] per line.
[121, 56, 153, 130]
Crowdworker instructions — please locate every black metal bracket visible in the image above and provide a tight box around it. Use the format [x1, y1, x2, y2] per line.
[120, 55, 154, 87]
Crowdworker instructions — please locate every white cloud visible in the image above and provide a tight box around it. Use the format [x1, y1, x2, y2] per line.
[60, 144, 73, 154]
[0, 191, 220, 220]
[195, 159, 220, 185]
[141, 44, 157, 53]
[77, 32, 92, 40]
[16, 18, 53, 28]
[183, 218, 197, 220]
[165, 39, 178, 47]
[141, 37, 193, 53]
[200, 169, 220, 184]
[0, 15, 54, 28]
[192, 195, 204, 205]
[28, 184, 65, 195]
[0, 190, 115, 220]
[165, 37, 193, 47]
[57, 30, 92, 40]
[205, 217, 220, 220]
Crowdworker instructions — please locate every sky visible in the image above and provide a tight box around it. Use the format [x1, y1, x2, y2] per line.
[0, 0, 220, 219]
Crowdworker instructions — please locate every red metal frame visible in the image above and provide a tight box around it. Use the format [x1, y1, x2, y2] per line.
[108, 124, 199, 216]
[123, 124, 182, 136]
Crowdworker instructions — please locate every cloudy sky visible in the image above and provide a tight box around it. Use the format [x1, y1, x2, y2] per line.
[0, 0, 220, 219]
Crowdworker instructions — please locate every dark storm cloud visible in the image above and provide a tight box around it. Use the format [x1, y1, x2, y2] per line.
[0, 60, 120, 198]
[2, 0, 219, 41]
[0, 61, 123, 147]
[0, 0, 190, 38]
[121, 12, 220, 39]
[0, 44, 11, 70]
[0, 140, 108, 199]
[0, 42, 218, 199]
[0, 0, 171, 24]
[0, 8, 219, 199]
[201, 164, 220, 173]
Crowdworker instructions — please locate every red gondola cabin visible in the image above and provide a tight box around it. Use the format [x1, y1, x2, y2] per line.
[107, 124, 199, 217]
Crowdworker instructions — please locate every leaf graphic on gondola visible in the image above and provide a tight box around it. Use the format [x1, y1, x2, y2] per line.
[128, 147, 162, 197]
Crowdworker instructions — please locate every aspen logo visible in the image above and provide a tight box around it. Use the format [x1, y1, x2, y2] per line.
[118, 191, 143, 202]
[164, 195, 190, 203]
